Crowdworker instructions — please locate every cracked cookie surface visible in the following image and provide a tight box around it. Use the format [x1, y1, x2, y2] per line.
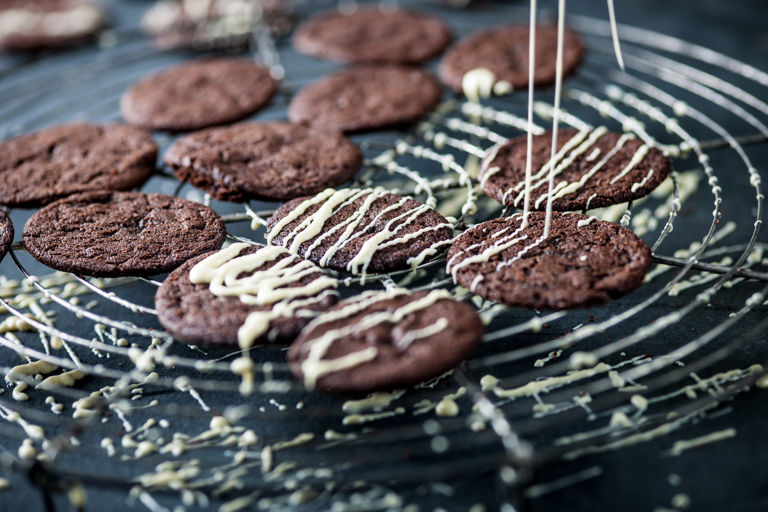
[156, 245, 339, 346]
[288, 65, 442, 132]
[480, 128, 672, 211]
[439, 24, 585, 93]
[23, 191, 226, 277]
[288, 289, 483, 393]
[121, 58, 277, 131]
[164, 121, 362, 202]
[447, 212, 652, 310]
[293, 7, 452, 64]
[0, 122, 157, 207]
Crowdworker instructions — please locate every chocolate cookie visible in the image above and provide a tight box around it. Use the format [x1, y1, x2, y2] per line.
[0, 0, 106, 52]
[288, 65, 442, 132]
[155, 243, 339, 347]
[480, 128, 673, 211]
[141, 0, 294, 50]
[293, 7, 452, 64]
[23, 191, 226, 277]
[164, 121, 363, 202]
[438, 24, 585, 93]
[266, 188, 454, 277]
[288, 289, 483, 392]
[0, 123, 157, 208]
[447, 212, 652, 310]
[121, 58, 277, 132]
[0, 210, 13, 261]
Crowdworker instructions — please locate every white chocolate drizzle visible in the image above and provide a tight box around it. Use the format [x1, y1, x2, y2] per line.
[266, 188, 451, 281]
[299, 289, 452, 389]
[343, 390, 405, 414]
[462, 68, 496, 103]
[37, 369, 86, 390]
[669, 428, 736, 456]
[189, 243, 338, 349]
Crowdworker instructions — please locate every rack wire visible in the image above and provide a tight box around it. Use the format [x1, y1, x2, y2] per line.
[0, 2, 766, 511]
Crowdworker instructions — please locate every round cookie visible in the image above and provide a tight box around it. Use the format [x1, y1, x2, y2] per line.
[155, 243, 338, 347]
[438, 24, 585, 93]
[0, 123, 157, 208]
[121, 58, 277, 132]
[164, 121, 363, 202]
[23, 191, 226, 277]
[480, 128, 673, 211]
[288, 65, 442, 133]
[266, 188, 454, 277]
[447, 212, 652, 310]
[0, 210, 13, 261]
[141, 0, 294, 50]
[0, 0, 106, 52]
[288, 289, 483, 392]
[292, 7, 452, 64]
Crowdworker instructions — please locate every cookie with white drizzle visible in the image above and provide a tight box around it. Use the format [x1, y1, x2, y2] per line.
[155, 243, 339, 347]
[0, 210, 12, 261]
[141, 0, 294, 50]
[480, 127, 672, 211]
[447, 212, 652, 310]
[265, 188, 454, 278]
[288, 289, 483, 392]
[438, 24, 584, 93]
[0, 0, 106, 52]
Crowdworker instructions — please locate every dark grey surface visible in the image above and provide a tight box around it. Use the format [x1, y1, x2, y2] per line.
[0, 1, 766, 511]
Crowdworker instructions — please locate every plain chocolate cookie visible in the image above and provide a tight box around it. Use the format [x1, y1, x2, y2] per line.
[266, 188, 454, 276]
[447, 212, 652, 310]
[155, 244, 339, 346]
[438, 24, 585, 93]
[23, 191, 226, 277]
[480, 128, 673, 211]
[121, 58, 277, 131]
[0, 122, 157, 208]
[288, 289, 483, 392]
[164, 121, 363, 202]
[0, 0, 106, 52]
[293, 7, 452, 64]
[0, 210, 13, 261]
[288, 65, 442, 132]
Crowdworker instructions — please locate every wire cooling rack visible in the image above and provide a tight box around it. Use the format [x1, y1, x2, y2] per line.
[0, 1, 767, 511]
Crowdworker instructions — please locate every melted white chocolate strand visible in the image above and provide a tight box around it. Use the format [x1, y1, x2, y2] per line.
[606, 0, 625, 70]
[520, 0, 538, 228]
[543, 134, 634, 208]
[266, 188, 452, 280]
[498, 127, 658, 210]
[300, 289, 452, 389]
[448, 214, 528, 284]
[508, 127, 607, 206]
[543, 0, 567, 238]
[189, 243, 338, 349]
